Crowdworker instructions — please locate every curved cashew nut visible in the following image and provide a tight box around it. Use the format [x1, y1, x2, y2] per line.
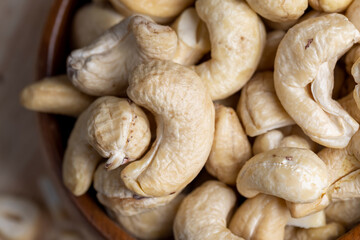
[245, 0, 307, 23]
[328, 168, 360, 200]
[121, 60, 214, 197]
[287, 211, 326, 229]
[257, 30, 285, 71]
[310, 0, 354, 13]
[0, 195, 41, 240]
[171, 8, 210, 66]
[237, 148, 329, 203]
[20, 75, 94, 117]
[115, 193, 185, 240]
[63, 97, 151, 196]
[67, 15, 177, 96]
[238, 71, 294, 136]
[193, 0, 266, 100]
[206, 104, 252, 185]
[108, 0, 194, 24]
[94, 163, 177, 216]
[229, 194, 289, 240]
[174, 181, 242, 240]
[284, 222, 345, 240]
[325, 198, 360, 229]
[71, 4, 124, 49]
[346, 0, 360, 31]
[274, 14, 360, 148]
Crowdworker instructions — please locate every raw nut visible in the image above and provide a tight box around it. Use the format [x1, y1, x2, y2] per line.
[287, 195, 330, 219]
[173, 181, 242, 240]
[274, 13, 360, 148]
[236, 148, 329, 203]
[121, 60, 215, 197]
[206, 104, 252, 185]
[309, 0, 354, 12]
[287, 211, 326, 229]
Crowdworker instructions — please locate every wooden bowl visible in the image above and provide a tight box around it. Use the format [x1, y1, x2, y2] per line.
[36, 0, 360, 239]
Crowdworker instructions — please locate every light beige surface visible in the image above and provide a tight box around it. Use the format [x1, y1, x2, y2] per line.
[0, 0, 102, 239]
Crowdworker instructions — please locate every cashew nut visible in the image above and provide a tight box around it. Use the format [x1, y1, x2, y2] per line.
[245, 0, 307, 23]
[121, 60, 214, 197]
[108, 0, 194, 24]
[287, 211, 326, 229]
[193, 0, 266, 100]
[206, 104, 252, 185]
[20, 75, 94, 117]
[309, 0, 353, 12]
[71, 4, 124, 49]
[257, 30, 285, 71]
[63, 96, 151, 196]
[229, 194, 289, 240]
[274, 14, 360, 148]
[352, 56, 360, 110]
[346, 0, 360, 31]
[173, 181, 242, 240]
[238, 71, 294, 137]
[328, 169, 360, 200]
[0, 195, 41, 240]
[287, 195, 330, 219]
[284, 222, 345, 240]
[94, 163, 177, 216]
[339, 92, 360, 123]
[345, 45, 360, 74]
[325, 198, 360, 229]
[171, 8, 210, 66]
[67, 15, 177, 96]
[114, 193, 185, 240]
[237, 148, 329, 203]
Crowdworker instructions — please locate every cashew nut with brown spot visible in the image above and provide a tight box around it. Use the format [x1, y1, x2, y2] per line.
[245, 0, 307, 23]
[206, 104, 252, 185]
[284, 222, 345, 240]
[63, 96, 151, 196]
[174, 181, 243, 240]
[108, 0, 194, 24]
[71, 4, 124, 49]
[20, 75, 95, 117]
[237, 148, 329, 203]
[238, 71, 294, 137]
[229, 194, 289, 240]
[274, 14, 360, 148]
[171, 8, 210, 66]
[309, 0, 353, 12]
[346, 0, 360, 31]
[121, 60, 214, 197]
[67, 15, 177, 96]
[193, 0, 266, 100]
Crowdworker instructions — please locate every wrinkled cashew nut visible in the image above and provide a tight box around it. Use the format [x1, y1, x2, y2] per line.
[67, 15, 177, 96]
[193, 0, 266, 100]
[121, 60, 214, 197]
[237, 148, 329, 203]
[274, 14, 360, 148]
[63, 96, 151, 196]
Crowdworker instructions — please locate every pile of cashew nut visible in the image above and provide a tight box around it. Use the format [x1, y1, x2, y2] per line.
[20, 0, 360, 239]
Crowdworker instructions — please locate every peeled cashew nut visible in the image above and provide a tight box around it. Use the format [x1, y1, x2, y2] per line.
[284, 222, 345, 240]
[229, 194, 289, 240]
[173, 181, 242, 240]
[193, 0, 266, 100]
[252, 129, 287, 155]
[94, 163, 177, 216]
[274, 14, 360, 148]
[339, 92, 360, 123]
[245, 0, 307, 23]
[257, 30, 285, 71]
[309, 0, 354, 13]
[108, 0, 194, 24]
[71, 4, 124, 48]
[346, 0, 360, 31]
[67, 15, 177, 96]
[121, 60, 214, 197]
[0, 195, 41, 240]
[63, 97, 151, 196]
[237, 148, 329, 203]
[114, 194, 185, 240]
[20, 75, 94, 117]
[206, 104, 252, 185]
[238, 71, 294, 136]
[328, 169, 360, 200]
[325, 198, 360, 229]
[345, 45, 360, 74]
[287, 195, 330, 219]
[171, 8, 210, 66]
[287, 211, 326, 229]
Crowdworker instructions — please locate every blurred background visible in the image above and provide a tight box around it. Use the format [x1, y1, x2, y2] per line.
[0, 0, 102, 238]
